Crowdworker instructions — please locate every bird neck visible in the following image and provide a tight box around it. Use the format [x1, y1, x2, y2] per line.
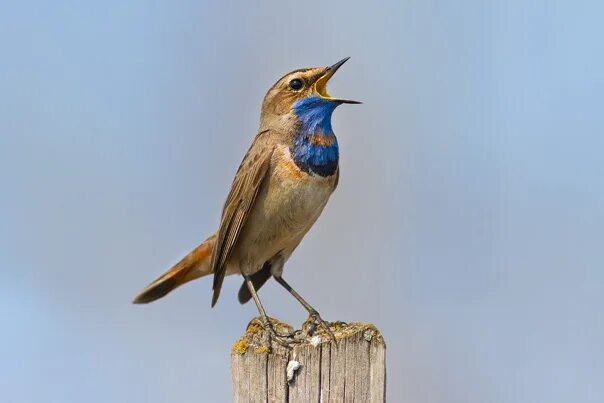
[291, 97, 339, 177]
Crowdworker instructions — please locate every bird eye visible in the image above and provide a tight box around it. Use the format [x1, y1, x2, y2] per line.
[289, 79, 304, 91]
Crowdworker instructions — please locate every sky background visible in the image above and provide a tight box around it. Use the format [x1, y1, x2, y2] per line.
[1, 1, 602, 402]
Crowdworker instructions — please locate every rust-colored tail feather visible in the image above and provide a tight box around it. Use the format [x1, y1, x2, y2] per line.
[132, 235, 216, 304]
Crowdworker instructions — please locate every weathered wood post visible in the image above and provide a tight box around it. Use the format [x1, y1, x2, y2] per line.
[231, 318, 386, 402]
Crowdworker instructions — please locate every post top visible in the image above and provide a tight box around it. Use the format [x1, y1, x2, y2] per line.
[232, 317, 385, 357]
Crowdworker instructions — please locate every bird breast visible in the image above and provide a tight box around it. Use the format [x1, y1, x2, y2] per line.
[231, 145, 336, 273]
[268, 145, 336, 230]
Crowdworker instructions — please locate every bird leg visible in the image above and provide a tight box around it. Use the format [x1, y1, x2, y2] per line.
[273, 275, 337, 342]
[243, 274, 296, 349]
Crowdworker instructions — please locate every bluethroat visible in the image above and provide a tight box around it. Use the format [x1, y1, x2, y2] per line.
[133, 58, 360, 344]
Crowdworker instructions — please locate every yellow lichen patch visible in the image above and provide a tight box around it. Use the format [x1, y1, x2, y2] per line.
[245, 320, 264, 336]
[335, 322, 384, 344]
[305, 319, 383, 343]
[232, 338, 249, 355]
[233, 317, 384, 357]
[255, 346, 270, 354]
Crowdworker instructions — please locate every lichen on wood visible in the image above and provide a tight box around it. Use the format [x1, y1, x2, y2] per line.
[230, 317, 386, 402]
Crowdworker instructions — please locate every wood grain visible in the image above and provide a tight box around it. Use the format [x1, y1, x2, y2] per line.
[231, 318, 386, 402]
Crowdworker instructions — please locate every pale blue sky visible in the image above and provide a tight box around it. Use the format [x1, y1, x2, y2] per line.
[1, 1, 602, 402]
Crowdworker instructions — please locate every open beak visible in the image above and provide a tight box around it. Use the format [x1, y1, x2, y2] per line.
[314, 57, 362, 104]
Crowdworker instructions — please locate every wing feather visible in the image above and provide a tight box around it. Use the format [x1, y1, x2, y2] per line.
[210, 134, 274, 306]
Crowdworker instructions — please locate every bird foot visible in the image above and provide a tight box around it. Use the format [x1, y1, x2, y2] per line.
[258, 317, 299, 350]
[302, 311, 337, 343]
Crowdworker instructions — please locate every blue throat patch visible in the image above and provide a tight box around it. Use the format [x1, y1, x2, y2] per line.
[291, 96, 339, 177]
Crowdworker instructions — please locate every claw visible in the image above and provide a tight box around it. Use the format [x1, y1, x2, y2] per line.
[259, 317, 298, 349]
[306, 310, 337, 343]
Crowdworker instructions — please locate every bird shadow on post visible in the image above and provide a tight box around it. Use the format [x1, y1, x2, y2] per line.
[230, 317, 386, 402]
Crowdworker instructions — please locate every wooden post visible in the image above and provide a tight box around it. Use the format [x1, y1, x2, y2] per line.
[231, 318, 386, 402]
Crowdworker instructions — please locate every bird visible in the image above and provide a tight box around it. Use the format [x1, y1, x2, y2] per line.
[132, 58, 360, 344]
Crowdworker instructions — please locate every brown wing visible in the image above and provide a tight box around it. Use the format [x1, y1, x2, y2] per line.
[211, 133, 274, 306]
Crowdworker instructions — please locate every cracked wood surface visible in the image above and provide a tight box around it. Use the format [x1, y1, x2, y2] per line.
[231, 318, 386, 402]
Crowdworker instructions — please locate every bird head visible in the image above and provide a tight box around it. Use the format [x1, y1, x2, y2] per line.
[260, 58, 360, 130]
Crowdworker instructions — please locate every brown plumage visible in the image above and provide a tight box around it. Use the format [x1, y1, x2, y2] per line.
[133, 58, 359, 344]
[132, 235, 216, 304]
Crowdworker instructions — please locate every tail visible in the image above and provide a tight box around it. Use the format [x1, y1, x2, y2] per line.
[132, 235, 216, 304]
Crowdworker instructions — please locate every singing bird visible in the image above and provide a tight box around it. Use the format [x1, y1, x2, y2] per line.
[133, 58, 360, 343]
